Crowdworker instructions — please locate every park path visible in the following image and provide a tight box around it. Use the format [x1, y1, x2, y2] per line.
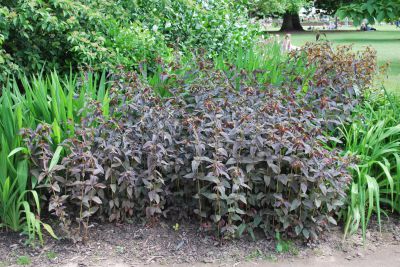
[58, 243, 400, 267]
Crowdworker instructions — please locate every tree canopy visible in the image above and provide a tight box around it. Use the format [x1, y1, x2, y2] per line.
[314, 0, 354, 15]
[336, 0, 400, 25]
[247, 0, 309, 18]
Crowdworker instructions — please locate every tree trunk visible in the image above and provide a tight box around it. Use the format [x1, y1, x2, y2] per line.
[280, 12, 304, 32]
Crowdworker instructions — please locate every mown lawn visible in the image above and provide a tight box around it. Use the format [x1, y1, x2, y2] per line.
[272, 25, 400, 92]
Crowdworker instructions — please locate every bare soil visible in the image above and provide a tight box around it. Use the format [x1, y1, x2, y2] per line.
[1, 216, 400, 267]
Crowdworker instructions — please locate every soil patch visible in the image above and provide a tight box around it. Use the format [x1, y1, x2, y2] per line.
[1, 216, 400, 267]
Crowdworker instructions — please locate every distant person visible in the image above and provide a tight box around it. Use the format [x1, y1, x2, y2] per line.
[281, 34, 299, 52]
[360, 22, 376, 31]
[396, 20, 400, 28]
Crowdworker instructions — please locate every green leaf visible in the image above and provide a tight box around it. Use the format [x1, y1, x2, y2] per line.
[42, 223, 58, 239]
[248, 227, 256, 241]
[276, 242, 283, 253]
[52, 119, 62, 144]
[8, 147, 28, 158]
[302, 229, 310, 239]
[236, 223, 246, 237]
[16, 160, 28, 195]
[290, 199, 301, 211]
[366, 3, 374, 15]
[49, 146, 63, 172]
[376, 11, 385, 22]
[327, 216, 337, 225]
[202, 192, 218, 200]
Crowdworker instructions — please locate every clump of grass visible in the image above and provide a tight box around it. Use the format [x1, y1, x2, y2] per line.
[0, 71, 109, 244]
[340, 88, 400, 241]
[245, 249, 277, 262]
[214, 42, 314, 88]
[275, 232, 299, 255]
[115, 246, 125, 254]
[16, 256, 31, 266]
[46, 251, 57, 260]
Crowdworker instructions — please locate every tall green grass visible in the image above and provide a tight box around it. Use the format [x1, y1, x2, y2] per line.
[139, 43, 314, 97]
[340, 89, 400, 241]
[214, 41, 315, 88]
[0, 71, 110, 244]
[0, 89, 50, 244]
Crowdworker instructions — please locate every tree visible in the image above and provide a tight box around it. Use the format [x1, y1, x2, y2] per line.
[278, 0, 354, 31]
[248, 0, 309, 31]
[248, 0, 393, 31]
[336, 0, 400, 26]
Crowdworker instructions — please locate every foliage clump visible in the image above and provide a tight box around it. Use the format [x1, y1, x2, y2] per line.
[0, 0, 258, 82]
[0, 41, 374, 244]
[295, 43, 377, 126]
[22, 42, 379, 241]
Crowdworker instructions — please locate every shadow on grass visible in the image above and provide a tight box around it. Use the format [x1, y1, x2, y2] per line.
[332, 38, 400, 44]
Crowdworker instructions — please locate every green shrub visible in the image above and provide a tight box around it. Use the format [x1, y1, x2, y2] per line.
[104, 20, 172, 69]
[129, 0, 259, 55]
[0, 0, 258, 81]
[0, 0, 172, 80]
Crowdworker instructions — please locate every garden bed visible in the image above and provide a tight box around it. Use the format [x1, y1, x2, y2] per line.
[1, 27, 399, 267]
[2, 2, 400, 267]
[1, 216, 400, 266]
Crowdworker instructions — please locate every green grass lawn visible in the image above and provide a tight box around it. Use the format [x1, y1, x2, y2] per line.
[271, 25, 400, 92]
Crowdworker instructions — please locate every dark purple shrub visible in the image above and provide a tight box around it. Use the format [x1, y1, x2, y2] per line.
[26, 63, 352, 241]
[291, 43, 377, 127]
